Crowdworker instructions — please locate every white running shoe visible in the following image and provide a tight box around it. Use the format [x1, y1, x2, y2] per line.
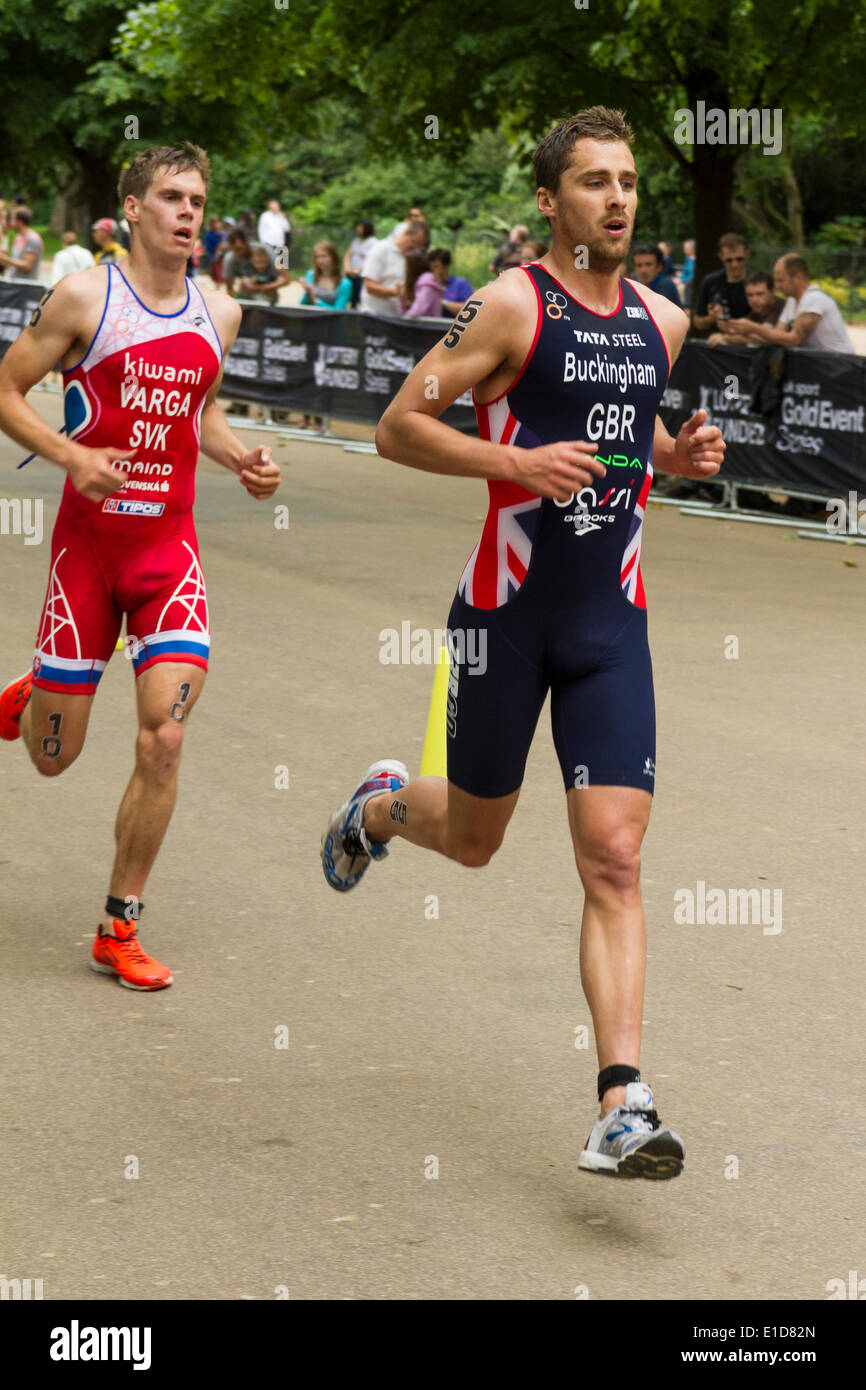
[321, 759, 409, 892]
[578, 1082, 685, 1180]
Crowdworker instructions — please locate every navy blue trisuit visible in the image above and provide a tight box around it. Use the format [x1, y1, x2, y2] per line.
[444, 262, 672, 799]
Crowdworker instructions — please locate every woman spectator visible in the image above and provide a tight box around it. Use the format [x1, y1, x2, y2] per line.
[298, 241, 353, 310]
[295, 242, 351, 430]
[343, 219, 376, 309]
[399, 250, 446, 318]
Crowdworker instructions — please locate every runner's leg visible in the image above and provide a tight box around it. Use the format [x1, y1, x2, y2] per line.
[568, 783, 652, 1113]
[102, 660, 205, 930]
[20, 686, 95, 775]
[363, 776, 520, 866]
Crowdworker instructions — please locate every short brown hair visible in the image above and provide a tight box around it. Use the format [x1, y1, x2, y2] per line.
[533, 108, 634, 195]
[118, 142, 211, 206]
[717, 232, 748, 253]
[782, 253, 809, 278]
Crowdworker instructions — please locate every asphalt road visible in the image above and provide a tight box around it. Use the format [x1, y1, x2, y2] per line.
[2, 391, 864, 1300]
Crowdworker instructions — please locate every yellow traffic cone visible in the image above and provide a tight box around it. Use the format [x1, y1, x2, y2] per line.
[420, 644, 449, 777]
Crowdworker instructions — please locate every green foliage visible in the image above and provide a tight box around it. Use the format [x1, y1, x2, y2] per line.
[816, 216, 866, 248]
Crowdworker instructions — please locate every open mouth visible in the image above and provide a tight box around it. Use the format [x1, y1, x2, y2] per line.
[603, 220, 627, 236]
[173, 228, 192, 245]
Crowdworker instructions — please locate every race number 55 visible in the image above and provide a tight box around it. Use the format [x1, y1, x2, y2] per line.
[443, 299, 483, 349]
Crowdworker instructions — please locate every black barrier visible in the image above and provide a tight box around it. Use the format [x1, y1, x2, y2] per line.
[222, 301, 477, 433]
[0, 281, 47, 354]
[657, 341, 866, 495]
[1, 281, 863, 494]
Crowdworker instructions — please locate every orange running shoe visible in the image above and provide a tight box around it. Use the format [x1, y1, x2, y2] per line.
[91, 919, 173, 991]
[0, 670, 33, 741]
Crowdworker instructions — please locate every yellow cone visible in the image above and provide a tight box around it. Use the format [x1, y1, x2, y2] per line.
[420, 644, 450, 777]
[115, 637, 125, 650]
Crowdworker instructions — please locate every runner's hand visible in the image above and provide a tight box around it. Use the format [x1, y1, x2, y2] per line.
[66, 446, 135, 501]
[510, 441, 607, 501]
[239, 445, 281, 499]
[674, 409, 725, 479]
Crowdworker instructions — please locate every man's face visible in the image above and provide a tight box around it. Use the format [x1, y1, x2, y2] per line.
[408, 207, 423, 221]
[773, 259, 795, 297]
[251, 250, 270, 274]
[428, 257, 448, 284]
[269, 200, 280, 213]
[632, 253, 660, 286]
[396, 228, 420, 254]
[746, 281, 772, 313]
[127, 166, 206, 260]
[539, 138, 637, 272]
[92, 227, 110, 248]
[719, 243, 748, 281]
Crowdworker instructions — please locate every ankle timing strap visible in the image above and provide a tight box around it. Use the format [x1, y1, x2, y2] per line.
[597, 1065, 640, 1102]
[105, 895, 144, 922]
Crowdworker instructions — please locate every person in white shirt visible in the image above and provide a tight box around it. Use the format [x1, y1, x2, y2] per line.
[257, 200, 291, 258]
[728, 253, 854, 353]
[49, 231, 96, 286]
[360, 220, 427, 316]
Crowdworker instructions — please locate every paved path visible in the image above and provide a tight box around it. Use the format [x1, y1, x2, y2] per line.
[1, 394, 864, 1299]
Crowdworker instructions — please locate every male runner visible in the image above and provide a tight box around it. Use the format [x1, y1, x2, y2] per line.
[321, 108, 724, 1179]
[0, 142, 280, 990]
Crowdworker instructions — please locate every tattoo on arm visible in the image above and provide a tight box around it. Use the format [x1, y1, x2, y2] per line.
[389, 799, 408, 825]
[442, 298, 483, 349]
[28, 289, 54, 329]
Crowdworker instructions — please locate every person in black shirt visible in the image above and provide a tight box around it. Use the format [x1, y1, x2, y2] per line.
[707, 271, 785, 346]
[692, 232, 750, 334]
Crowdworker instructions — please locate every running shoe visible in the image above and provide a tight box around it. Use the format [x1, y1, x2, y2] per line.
[91, 919, 173, 991]
[578, 1081, 684, 1180]
[0, 670, 33, 741]
[321, 759, 409, 892]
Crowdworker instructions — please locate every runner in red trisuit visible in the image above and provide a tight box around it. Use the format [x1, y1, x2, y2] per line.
[0, 142, 281, 989]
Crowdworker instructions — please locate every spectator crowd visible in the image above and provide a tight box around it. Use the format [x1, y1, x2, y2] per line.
[0, 191, 856, 357]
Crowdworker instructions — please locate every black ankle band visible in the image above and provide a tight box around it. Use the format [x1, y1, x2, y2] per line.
[597, 1065, 640, 1102]
[105, 895, 144, 922]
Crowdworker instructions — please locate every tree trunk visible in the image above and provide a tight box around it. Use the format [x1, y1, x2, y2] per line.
[781, 160, 804, 246]
[77, 151, 121, 230]
[689, 142, 737, 316]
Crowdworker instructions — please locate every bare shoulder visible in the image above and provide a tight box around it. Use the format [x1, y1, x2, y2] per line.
[35, 264, 109, 325]
[445, 266, 536, 347]
[195, 282, 241, 349]
[468, 266, 536, 314]
[626, 277, 688, 354]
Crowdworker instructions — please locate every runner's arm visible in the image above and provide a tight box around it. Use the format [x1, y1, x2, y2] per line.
[0, 278, 108, 471]
[197, 298, 247, 472]
[197, 298, 280, 498]
[376, 275, 608, 499]
[639, 283, 725, 479]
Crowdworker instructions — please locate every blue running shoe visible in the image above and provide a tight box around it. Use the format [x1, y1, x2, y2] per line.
[321, 759, 409, 892]
[578, 1082, 684, 1180]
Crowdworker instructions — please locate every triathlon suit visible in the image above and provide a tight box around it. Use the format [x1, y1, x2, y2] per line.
[445, 263, 671, 798]
[31, 263, 222, 695]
